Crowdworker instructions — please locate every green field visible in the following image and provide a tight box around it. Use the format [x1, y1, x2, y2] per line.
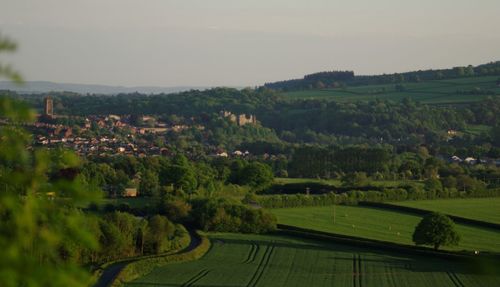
[101, 197, 155, 208]
[126, 233, 500, 287]
[283, 76, 500, 104]
[274, 177, 423, 188]
[463, 125, 492, 136]
[271, 205, 500, 253]
[391, 198, 500, 225]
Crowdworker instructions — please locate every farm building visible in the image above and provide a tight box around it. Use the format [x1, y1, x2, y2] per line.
[124, 188, 138, 197]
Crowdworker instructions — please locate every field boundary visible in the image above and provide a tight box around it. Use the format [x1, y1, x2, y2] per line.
[276, 224, 479, 260]
[92, 228, 191, 286]
[109, 231, 211, 287]
[358, 201, 500, 230]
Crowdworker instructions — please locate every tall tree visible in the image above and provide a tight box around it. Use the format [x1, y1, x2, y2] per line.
[412, 213, 460, 250]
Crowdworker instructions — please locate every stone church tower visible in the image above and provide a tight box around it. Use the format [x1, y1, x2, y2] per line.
[44, 96, 54, 117]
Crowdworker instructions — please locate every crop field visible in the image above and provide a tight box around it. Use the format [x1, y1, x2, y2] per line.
[282, 76, 500, 104]
[126, 233, 500, 287]
[271, 205, 500, 253]
[390, 198, 500, 224]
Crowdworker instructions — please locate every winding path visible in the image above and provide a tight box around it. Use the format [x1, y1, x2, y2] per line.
[93, 229, 201, 287]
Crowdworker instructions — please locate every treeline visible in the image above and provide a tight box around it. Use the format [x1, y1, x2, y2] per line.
[98, 196, 278, 234]
[264, 71, 355, 90]
[57, 210, 187, 266]
[19, 87, 278, 117]
[264, 61, 500, 91]
[81, 154, 275, 198]
[286, 147, 500, 188]
[190, 198, 276, 233]
[259, 98, 467, 146]
[288, 146, 390, 178]
[258, 185, 500, 209]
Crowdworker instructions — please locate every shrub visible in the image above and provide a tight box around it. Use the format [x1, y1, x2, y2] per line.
[158, 198, 192, 222]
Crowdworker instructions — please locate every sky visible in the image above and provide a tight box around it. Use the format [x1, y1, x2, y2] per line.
[1, 0, 499, 87]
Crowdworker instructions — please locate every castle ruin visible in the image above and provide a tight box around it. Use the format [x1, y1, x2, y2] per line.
[220, 111, 257, 126]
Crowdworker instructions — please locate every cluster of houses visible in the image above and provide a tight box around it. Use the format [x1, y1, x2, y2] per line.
[30, 113, 196, 156]
[450, 155, 500, 166]
[85, 114, 203, 135]
[35, 134, 171, 157]
[214, 149, 251, 157]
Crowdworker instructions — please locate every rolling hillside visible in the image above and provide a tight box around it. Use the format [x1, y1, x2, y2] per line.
[282, 76, 500, 104]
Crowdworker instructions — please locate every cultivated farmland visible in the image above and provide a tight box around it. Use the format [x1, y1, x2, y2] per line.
[390, 198, 500, 224]
[126, 233, 500, 287]
[282, 76, 500, 104]
[271, 205, 500, 252]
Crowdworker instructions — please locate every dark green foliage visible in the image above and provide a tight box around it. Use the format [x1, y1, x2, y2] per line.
[144, 215, 176, 254]
[424, 178, 443, 192]
[258, 187, 500, 209]
[89, 212, 185, 262]
[238, 162, 274, 188]
[288, 146, 389, 178]
[412, 213, 460, 250]
[341, 172, 369, 187]
[265, 62, 500, 91]
[0, 96, 100, 286]
[139, 170, 160, 196]
[190, 198, 277, 233]
[157, 198, 192, 222]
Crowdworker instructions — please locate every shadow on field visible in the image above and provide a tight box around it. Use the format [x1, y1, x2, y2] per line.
[212, 237, 500, 276]
[127, 284, 227, 287]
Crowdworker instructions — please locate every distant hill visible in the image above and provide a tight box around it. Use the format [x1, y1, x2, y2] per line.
[0, 81, 208, 95]
[264, 61, 500, 91]
[281, 75, 500, 104]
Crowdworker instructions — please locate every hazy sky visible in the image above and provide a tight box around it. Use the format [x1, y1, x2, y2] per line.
[1, 0, 499, 87]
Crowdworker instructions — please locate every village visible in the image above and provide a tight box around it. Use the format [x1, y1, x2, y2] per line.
[26, 96, 259, 158]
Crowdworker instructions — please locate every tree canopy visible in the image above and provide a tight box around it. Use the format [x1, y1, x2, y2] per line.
[412, 212, 460, 250]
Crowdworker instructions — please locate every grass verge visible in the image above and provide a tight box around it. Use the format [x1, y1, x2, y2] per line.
[110, 231, 211, 287]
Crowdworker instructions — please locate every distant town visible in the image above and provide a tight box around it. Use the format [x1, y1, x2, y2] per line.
[24, 96, 260, 158]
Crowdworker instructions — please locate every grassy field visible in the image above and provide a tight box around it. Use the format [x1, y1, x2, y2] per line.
[271, 205, 500, 253]
[463, 124, 492, 136]
[274, 177, 423, 188]
[282, 76, 500, 104]
[101, 197, 155, 208]
[126, 233, 500, 287]
[390, 198, 500, 225]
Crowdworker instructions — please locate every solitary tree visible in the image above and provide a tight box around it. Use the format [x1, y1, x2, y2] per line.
[412, 212, 460, 250]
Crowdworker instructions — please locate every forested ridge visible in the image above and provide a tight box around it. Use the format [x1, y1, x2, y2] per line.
[264, 61, 500, 91]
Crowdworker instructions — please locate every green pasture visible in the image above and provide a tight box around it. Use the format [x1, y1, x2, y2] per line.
[282, 76, 500, 104]
[274, 177, 423, 188]
[101, 197, 155, 209]
[126, 233, 500, 287]
[463, 125, 491, 136]
[391, 198, 500, 225]
[271, 205, 500, 253]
